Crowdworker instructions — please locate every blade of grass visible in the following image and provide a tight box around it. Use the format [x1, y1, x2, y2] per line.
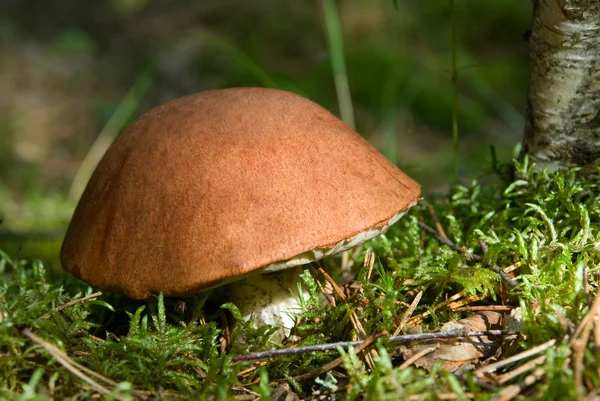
[202, 33, 305, 95]
[68, 65, 154, 201]
[320, 0, 356, 297]
[450, 0, 459, 182]
[381, 70, 398, 164]
[204, 35, 279, 89]
[321, 0, 355, 129]
[21, 328, 115, 398]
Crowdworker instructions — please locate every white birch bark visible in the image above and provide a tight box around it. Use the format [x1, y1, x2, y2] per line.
[524, 0, 600, 167]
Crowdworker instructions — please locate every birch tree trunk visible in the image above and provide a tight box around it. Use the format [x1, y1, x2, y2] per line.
[523, 0, 600, 167]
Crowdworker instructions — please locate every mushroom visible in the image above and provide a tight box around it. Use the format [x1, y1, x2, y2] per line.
[60, 87, 421, 341]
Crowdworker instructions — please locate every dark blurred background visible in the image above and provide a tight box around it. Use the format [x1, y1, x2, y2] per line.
[0, 0, 531, 246]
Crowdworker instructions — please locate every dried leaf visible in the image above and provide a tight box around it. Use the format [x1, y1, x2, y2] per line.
[398, 312, 504, 371]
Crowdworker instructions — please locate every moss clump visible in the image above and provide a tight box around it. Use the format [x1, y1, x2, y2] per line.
[1, 157, 599, 400]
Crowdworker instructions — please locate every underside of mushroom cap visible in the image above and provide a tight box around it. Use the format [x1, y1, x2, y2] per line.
[60, 87, 421, 299]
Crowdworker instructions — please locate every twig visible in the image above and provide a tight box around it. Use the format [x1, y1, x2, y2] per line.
[419, 217, 426, 249]
[570, 287, 600, 346]
[584, 267, 592, 309]
[502, 262, 522, 274]
[22, 328, 153, 400]
[573, 327, 593, 396]
[474, 339, 556, 376]
[318, 266, 377, 368]
[341, 250, 350, 273]
[407, 291, 465, 326]
[478, 239, 489, 255]
[220, 308, 232, 353]
[446, 295, 481, 311]
[489, 265, 519, 290]
[426, 203, 448, 239]
[492, 367, 545, 401]
[571, 287, 600, 396]
[21, 328, 116, 398]
[595, 303, 600, 350]
[398, 345, 437, 369]
[237, 362, 266, 379]
[318, 267, 347, 302]
[418, 393, 473, 400]
[316, 278, 337, 307]
[365, 249, 375, 282]
[40, 292, 103, 319]
[393, 290, 423, 336]
[89, 334, 105, 343]
[417, 220, 463, 254]
[232, 330, 517, 362]
[78, 384, 184, 399]
[293, 331, 385, 381]
[453, 306, 514, 312]
[495, 354, 546, 385]
[454, 372, 498, 392]
[232, 386, 260, 397]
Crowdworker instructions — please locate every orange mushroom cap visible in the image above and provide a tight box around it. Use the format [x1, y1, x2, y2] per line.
[61, 87, 420, 299]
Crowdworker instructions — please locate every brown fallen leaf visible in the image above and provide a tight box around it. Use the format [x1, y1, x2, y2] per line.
[398, 311, 504, 371]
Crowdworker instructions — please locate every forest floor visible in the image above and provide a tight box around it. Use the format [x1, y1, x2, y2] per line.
[1, 157, 599, 400]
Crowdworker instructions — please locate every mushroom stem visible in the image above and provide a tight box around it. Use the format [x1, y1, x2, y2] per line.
[226, 266, 307, 342]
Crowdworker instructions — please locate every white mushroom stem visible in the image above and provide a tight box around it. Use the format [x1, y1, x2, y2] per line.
[226, 266, 307, 343]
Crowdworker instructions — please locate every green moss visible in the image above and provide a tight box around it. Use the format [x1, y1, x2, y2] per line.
[1, 158, 599, 399]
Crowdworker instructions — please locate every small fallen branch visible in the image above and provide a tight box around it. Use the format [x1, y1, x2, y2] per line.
[232, 329, 518, 362]
[39, 291, 103, 319]
[407, 291, 467, 326]
[398, 345, 437, 369]
[453, 306, 514, 312]
[293, 331, 386, 381]
[21, 328, 116, 398]
[21, 327, 155, 400]
[393, 290, 423, 336]
[474, 338, 557, 376]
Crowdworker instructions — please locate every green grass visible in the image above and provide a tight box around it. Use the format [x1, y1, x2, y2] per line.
[1, 157, 599, 400]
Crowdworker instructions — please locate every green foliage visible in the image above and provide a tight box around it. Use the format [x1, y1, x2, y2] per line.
[1, 158, 600, 399]
[0, 251, 95, 397]
[0, 253, 241, 399]
[335, 346, 477, 400]
[84, 293, 218, 393]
